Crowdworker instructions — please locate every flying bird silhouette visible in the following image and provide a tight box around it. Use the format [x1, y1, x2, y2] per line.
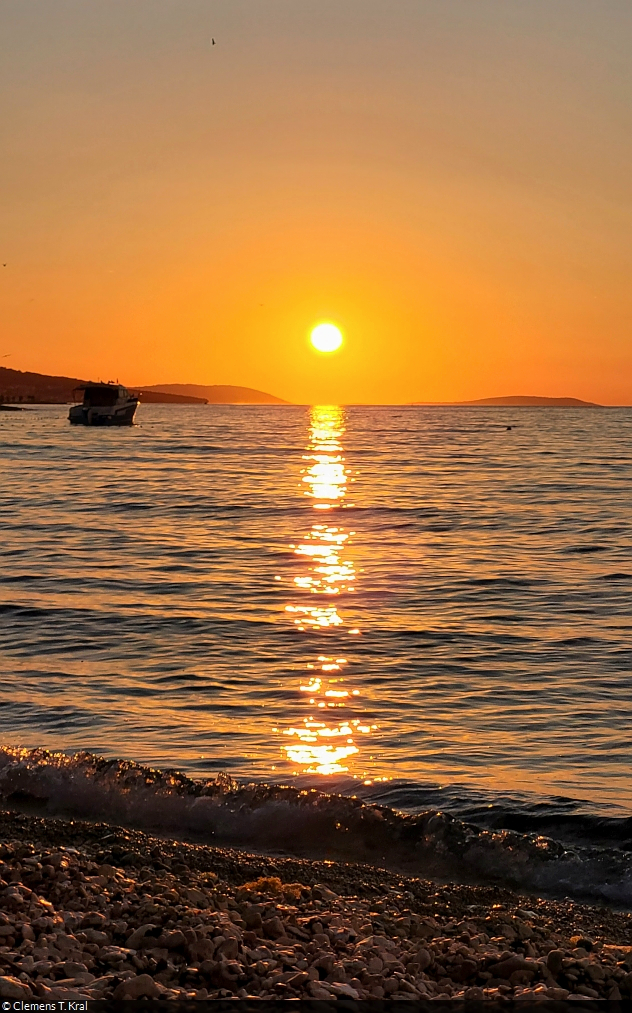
[211, 38, 216, 45]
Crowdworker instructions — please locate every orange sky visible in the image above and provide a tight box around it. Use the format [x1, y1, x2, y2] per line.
[1, 0, 631, 404]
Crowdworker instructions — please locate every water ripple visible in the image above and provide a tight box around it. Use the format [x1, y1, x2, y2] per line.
[1, 403, 631, 817]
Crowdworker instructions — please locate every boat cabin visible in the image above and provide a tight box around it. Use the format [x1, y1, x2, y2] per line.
[74, 383, 127, 406]
[69, 382, 138, 426]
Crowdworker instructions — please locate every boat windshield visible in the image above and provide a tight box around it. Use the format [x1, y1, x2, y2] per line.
[82, 386, 119, 407]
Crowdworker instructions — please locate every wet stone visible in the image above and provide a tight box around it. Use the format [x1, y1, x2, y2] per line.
[1, 808, 632, 1002]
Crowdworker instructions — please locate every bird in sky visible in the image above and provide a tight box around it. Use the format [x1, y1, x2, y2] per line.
[211, 38, 216, 45]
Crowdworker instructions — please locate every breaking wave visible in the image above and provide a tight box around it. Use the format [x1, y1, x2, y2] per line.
[1, 746, 631, 909]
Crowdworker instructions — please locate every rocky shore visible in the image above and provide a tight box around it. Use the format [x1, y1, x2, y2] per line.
[1, 809, 631, 1002]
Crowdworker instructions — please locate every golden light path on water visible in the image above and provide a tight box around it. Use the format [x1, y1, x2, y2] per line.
[278, 407, 377, 776]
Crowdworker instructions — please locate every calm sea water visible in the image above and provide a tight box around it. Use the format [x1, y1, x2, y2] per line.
[1, 403, 631, 826]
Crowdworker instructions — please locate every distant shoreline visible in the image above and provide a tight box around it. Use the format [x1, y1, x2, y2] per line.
[410, 396, 602, 407]
[5, 400, 630, 409]
[2, 369, 624, 407]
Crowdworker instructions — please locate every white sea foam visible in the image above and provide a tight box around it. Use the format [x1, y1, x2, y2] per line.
[1, 745, 631, 908]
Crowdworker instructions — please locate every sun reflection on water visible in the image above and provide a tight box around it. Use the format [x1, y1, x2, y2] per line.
[279, 406, 375, 776]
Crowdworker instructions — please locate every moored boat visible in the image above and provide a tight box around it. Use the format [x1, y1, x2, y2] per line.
[68, 382, 138, 426]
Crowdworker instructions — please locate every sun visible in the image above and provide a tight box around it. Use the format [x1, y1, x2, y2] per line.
[310, 323, 343, 353]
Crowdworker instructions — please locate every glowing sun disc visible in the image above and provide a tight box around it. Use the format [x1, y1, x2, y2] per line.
[310, 323, 343, 353]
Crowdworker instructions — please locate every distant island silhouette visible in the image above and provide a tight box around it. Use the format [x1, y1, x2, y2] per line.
[144, 384, 290, 404]
[0, 368, 288, 405]
[411, 395, 602, 407]
[0, 368, 606, 408]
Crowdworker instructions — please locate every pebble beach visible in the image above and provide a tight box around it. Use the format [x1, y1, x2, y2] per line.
[1, 809, 631, 1003]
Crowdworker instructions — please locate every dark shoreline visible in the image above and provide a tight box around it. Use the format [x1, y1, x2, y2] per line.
[1, 809, 631, 1002]
[1, 747, 631, 910]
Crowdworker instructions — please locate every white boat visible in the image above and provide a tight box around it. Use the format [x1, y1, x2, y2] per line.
[69, 383, 138, 426]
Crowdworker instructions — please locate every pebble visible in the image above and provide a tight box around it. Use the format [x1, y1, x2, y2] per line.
[2, 818, 632, 1001]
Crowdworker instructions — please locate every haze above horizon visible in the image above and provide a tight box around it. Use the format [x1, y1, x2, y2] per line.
[1, 1, 630, 405]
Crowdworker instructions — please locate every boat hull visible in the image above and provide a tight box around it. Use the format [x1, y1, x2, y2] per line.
[68, 401, 138, 426]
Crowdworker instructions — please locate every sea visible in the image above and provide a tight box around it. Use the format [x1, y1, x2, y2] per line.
[1, 403, 632, 904]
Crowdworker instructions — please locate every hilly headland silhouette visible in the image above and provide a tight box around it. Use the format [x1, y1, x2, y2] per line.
[0, 368, 289, 405]
[0, 367, 603, 407]
[143, 383, 290, 404]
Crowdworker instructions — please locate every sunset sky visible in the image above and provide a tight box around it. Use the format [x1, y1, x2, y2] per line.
[1, 0, 631, 404]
